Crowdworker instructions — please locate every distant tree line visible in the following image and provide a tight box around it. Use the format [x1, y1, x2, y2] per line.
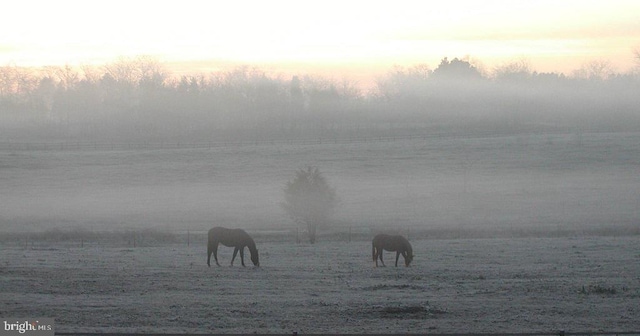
[1, 54, 639, 143]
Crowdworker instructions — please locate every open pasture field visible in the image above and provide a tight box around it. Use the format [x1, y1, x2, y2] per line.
[1, 131, 639, 333]
[1, 236, 639, 334]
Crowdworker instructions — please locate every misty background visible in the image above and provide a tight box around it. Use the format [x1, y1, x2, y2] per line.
[2, 55, 640, 143]
[1, 55, 639, 237]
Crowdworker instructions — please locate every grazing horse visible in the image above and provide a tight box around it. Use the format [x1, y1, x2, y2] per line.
[207, 227, 259, 267]
[372, 233, 413, 267]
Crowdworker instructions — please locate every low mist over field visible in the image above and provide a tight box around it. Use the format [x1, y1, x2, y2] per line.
[2, 57, 640, 236]
[2, 56, 640, 144]
[1, 132, 638, 237]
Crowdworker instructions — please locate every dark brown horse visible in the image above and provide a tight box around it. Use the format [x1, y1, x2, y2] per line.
[372, 233, 413, 267]
[207, 227, 259, 267]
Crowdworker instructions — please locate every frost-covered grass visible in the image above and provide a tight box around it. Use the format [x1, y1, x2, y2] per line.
[1, 132, 639, 333]
[1, 236, 638, 333]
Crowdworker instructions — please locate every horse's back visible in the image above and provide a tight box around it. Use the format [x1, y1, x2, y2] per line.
[372, 234, 391, 247]
[208, 226, 251, 245]
[209, 226, 244, 236]
[373, 233, 410, 252]
[208, 226, 228, 240]
[208, 227, 222, 236]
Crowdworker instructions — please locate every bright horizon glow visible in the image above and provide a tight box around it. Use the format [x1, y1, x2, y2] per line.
[2, 0, 639, 84]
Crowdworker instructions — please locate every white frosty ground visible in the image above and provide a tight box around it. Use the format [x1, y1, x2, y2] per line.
[1, 236, 638, 334]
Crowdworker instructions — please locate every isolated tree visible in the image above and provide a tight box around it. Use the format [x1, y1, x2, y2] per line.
[282, 167, 337, 244]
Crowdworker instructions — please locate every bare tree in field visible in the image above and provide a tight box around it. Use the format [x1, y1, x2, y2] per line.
[282, 167, 337, 244]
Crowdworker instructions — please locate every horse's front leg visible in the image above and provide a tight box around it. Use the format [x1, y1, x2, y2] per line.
[395, 252, 401, 267]
[211, 244, 221, 267]
[208, 242, 221, 267]
[239, 247, 246, 267]
[379, 252, 386, 267]
[231, 247, 239, 266]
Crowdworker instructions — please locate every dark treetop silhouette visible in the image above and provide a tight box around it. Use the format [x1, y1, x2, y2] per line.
[372, 233, 414, 267]
[207, 227, 259, 267]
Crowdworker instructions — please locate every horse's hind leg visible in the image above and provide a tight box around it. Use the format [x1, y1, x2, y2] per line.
[373, 245, 378, 267]
[373, 245, 378, 263]
[379, 251, 386, 267]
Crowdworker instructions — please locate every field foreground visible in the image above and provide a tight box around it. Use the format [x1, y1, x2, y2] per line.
[1, 236, 639, 334]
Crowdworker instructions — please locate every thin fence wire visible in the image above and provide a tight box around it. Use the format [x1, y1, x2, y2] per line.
[0, 134, 441, 151]
[0, 129, 581, 152]
[2, 222, 639, 250]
